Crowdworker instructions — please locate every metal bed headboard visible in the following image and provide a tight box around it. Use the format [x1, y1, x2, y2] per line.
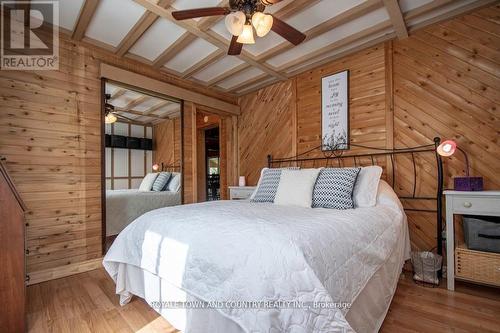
[267, 137, 444, 255]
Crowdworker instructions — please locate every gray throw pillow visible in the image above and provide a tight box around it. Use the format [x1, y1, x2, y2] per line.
[251, 167, 298, 203]
[152, 172, 172, 191]
[312, 168, 360, 209]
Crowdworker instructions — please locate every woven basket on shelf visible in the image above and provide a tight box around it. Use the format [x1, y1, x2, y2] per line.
[455, 244, 500, 287]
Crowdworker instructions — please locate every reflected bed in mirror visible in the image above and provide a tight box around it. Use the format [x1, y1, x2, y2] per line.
[103, 81, 183, 249]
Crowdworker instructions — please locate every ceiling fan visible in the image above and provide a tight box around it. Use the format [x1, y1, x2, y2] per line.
[104, 94, 135, 124]
[172, 0, 306, 56]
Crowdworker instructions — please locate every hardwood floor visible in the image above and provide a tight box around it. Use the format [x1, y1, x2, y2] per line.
[27, 268, 500, 332]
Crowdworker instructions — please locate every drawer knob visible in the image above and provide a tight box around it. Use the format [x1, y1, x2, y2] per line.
[463, 202, 472, 208]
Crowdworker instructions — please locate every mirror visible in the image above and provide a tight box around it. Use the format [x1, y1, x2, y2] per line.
[102, 80, 182, 249]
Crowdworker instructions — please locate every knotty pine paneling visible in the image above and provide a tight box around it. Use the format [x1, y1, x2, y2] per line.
[0, 31, 235, 282]
[393, 4, 500, 251]
[237, 5, 500, 252]
[154, 117, 181, 168]
[238, 80, 297, 185]
[238, 46, 389, 185]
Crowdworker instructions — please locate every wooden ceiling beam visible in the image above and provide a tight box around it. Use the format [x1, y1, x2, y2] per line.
[204, 0, 382, 88]
[152, 32, 198, 68]
[72, 0, 99, 40]
[116, 108, 165, 119]
[181, 50, 225, 78]
[404, 0, 454, 20]
[123, 95, 151, 110]
[110, 88, 126, 100]
[116, 0, 174, 57]
[197, 0, 229, 31]
[235, 78, 279, 96]
[206, 63, 251, 86]
[383, 0, 408, 39]
[225, 73, 270, 92]
[285, 33, 396, 78]
[407, 0, 497, 33]
[256, 0, 383, 62]
[272, 0, 322, 20]
[276, 20, 393, 72]
[133, 0, 287, 80]
[143, 100, 172, 116]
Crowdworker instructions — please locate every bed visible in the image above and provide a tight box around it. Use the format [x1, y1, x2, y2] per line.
[103, 140, 444, 332]
[105, 188, 181, 236]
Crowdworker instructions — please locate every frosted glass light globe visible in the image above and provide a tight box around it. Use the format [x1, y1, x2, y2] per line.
[252, 12, 273, 37]
[225, 11, 246, 36]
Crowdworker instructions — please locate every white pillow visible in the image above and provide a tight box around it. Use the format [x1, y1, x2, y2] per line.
[376, 180, 402, 211]
[250, 167, 299, 201]
[167, 172, 181, 192]
[353, 166, 383, 207]
[274, 169, 321, 208]
[139, 173, 158, 192]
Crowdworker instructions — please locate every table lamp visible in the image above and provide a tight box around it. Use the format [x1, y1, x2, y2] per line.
[436, 139, 483, 191]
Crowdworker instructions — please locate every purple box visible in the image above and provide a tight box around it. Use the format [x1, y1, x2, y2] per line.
[454, 177, 483, 191]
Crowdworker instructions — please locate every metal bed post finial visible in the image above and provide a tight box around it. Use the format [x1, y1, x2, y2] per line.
[434, 137, 444, 257]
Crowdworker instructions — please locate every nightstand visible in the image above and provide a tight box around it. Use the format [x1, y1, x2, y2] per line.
[444, 190, 500, 290]
[229, 186, 256, 200]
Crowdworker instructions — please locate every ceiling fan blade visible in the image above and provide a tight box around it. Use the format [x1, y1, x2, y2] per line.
[172, 7, 230, 20]
[260, 0, 285, 5]
[228, 35, 243, 56]
[270, 16, 306, 46]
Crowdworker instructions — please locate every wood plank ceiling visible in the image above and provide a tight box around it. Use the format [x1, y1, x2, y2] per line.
[60, 0, 496, 96]
[105, 82, 181, 124]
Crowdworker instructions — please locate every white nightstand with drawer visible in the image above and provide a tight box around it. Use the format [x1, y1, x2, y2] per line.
[444, 190, 500, 290]
[229, 186, 256, 200]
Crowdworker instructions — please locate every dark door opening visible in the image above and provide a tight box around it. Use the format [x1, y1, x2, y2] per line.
[205, 127, 220, 201]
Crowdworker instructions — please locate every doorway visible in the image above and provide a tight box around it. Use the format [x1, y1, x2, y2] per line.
[205, 127, 220, 201]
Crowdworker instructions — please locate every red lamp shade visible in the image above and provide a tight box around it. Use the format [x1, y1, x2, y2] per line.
[436, 139, 483, 191]
[436, 140, 456, 157]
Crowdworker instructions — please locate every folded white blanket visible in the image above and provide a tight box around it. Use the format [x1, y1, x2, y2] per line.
[104, 200, 406, 332]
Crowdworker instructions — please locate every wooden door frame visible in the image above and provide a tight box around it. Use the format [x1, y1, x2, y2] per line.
[190, 105, 237, 202]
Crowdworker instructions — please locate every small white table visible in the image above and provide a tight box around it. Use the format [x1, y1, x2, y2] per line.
[444, 190, 500, 290]
[229, 186, 256, 200]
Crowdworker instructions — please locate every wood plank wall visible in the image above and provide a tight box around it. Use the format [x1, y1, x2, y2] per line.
[0, 32, 236, 283]
[153, 117, 181, 168]
[393, 5, 500, 251]
[238, 5, 500, 252]
[239, 45, 388, 185]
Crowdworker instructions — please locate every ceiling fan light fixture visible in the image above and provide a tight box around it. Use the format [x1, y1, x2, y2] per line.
[252, 12, 273, 37]
[105, 113, 117, 124]
[225, 11, 246, 36]
[237, 24, 255, 44]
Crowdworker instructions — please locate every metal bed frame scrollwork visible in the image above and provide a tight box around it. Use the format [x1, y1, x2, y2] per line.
[267, 137, 444, 256]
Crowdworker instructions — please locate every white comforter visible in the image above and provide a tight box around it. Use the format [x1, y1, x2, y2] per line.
[104, 197, 407, 333]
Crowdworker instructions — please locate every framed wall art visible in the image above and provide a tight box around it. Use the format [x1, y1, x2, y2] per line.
[321, 70, 349, 151]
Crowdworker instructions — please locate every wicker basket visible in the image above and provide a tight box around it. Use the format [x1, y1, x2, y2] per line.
[411, 251, 442, 286]
[456, 244, 500, 287]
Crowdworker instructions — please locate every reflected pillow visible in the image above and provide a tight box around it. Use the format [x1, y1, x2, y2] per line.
[167, 172, 181, 192]
[152, 172, 172, 191]
[139, 173, 158, 192]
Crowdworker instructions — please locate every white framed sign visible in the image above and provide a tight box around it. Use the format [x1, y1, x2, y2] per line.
[321, 70, 349, 151]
